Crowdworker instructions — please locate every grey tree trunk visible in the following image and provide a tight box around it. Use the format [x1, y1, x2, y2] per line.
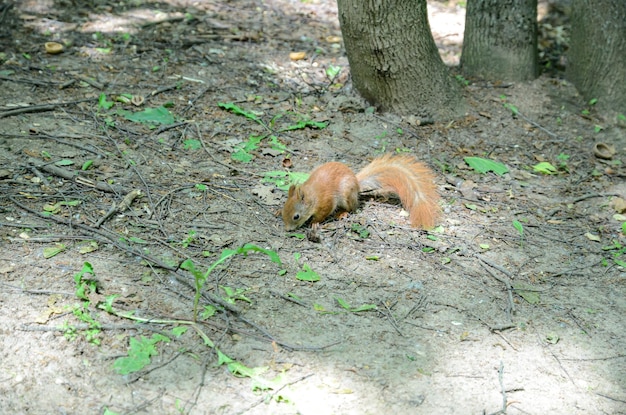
[336, 0, 466, 120]
[567, 0, 626, 113]
[461, 0, 538, 81]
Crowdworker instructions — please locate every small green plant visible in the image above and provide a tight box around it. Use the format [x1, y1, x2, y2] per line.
[293, 252, 320, 282]
[218, 102, 327, 162]
[232, 135, 263, 162]
[500, 95, 518, 116]
[602, 240, 626, 268]
[325, 64, 341, 80]
[184, 139, 202, 150]
[180, 244, 282, 321]
[556, 153, 570, 171]
[296, 263, 319, 282]
[455, 74, 470, 86]
[581, 98, 598, 116]
[113, 333, 172, 375]
[63, 262, 103, 345]
[220, 285, 252, 304]
[66, 262, 275, 386]
[98, 93, 115, 110]
[350, 223, 370, 239]
[180, 230, 197, 248]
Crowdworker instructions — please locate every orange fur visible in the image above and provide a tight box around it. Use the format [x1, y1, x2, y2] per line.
[282, 155, 440, 230]
[356, 154, 440, 228]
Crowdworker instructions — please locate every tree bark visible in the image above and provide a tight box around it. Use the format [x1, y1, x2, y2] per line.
[336, 0, 466, 120]
[461, 0, 538, 81]
[567, 0, 626, 113]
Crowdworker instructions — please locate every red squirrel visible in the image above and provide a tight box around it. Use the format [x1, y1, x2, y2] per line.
[281, 154, 440, 230]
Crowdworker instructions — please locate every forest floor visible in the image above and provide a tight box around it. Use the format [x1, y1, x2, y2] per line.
[0, 1, 625, 414]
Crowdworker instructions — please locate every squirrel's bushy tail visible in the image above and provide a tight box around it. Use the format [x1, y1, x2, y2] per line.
[356, 154, 440, 228]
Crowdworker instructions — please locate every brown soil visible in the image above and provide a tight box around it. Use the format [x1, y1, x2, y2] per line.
[1, 1, 625, 414]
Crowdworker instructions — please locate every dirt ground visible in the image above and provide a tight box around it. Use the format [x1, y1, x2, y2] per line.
[1, 1, 625, 414]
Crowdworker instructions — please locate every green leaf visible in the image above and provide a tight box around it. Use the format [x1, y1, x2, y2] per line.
[128, 236, 147, 244]
[512, 220, 524, 237]
[231, 135, 263, 163]
[113, 334, 167, 375]
[261, 171, 291, 190]
[349, 304, 377, 312]
[102, 295, 118, 313]
[171, 326, 188, 337]
[227, 361, 268, 378]
[218, 102, 261, 122]
[287, 292, 302, 301]
[513, 283, 540, 304]
[545, 332, 559, 344]
[296, 263, 320, 282]
[216, 348, 234, 365]
[533, 162, 557, 175]
[55, 159, 74, 166]
[119, 106, 175, 125]
[336, 297, 351, 310]
[43, 243, 66, 259]
[503, 102, 519, 115]
[183, 139, 202, 150]
[326, 64, 341, 79]
[464, 157, 509, 175]
[231, 149, 254, 163]
[350, 223, 370, 238]
[200, 305, 217, 319]
[335, 297, 376, 312]
[267, 135, 287, 152]
[98, 93, 115, 110]
[252, 372, 285, 392]
[239, 243, 282, 265]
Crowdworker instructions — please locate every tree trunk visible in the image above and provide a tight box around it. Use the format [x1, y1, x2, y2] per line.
[336, 0, 466, 120]
[461, 0, 538, 81]
[567, 0, 626, 113]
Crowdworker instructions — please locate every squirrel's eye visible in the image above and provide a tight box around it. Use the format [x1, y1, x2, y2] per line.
[293, 214, 300, 221]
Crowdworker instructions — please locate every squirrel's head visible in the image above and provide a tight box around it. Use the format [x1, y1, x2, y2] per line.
[282, 185, 309, 230]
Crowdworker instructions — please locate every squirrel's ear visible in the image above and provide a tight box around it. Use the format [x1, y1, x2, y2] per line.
[297, 187, 305, 201]
[287, 185, 296, 197]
